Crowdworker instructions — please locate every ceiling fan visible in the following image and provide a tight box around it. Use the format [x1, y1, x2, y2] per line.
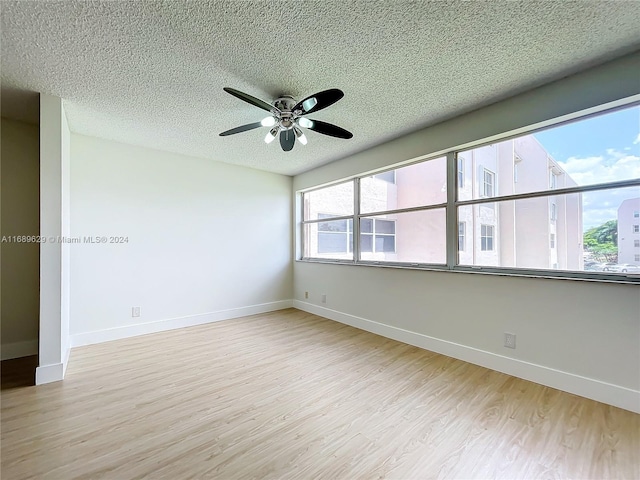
[219, 87, 353, 152]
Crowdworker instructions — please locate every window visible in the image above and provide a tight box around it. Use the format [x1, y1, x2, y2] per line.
[483, 169, 495, 197]
[300, 103, 640, 282]
[361, 218, 395, 253]
[635, 255, 640, 262]
[302, 181, 354, 260]
[458, 222, 466, 251]
[457, 157, 465, 188]
[317, 214, 352, 254]
[361, 157, 446, 214]
[481, 225, 494, 251]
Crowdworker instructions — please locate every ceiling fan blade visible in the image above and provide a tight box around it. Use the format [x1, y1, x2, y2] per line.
[302, 119, 353, 139]
[280, 130, 295, 151]
[223, 87, 278, 113]
[292, 89, 344, 115]
[219, 122, 263, 136]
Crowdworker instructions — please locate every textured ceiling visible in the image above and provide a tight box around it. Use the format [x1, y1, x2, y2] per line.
[2, 1, 640, 176]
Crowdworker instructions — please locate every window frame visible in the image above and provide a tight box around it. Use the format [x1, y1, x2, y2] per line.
[480, 224, 495, 251]
[458, 221, 466, 252]
[360, 218, 397, 254]
[483, 169, 495, 198]
[298, 100, 640, 283]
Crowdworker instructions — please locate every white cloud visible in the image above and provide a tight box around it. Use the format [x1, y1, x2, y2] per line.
[559, 149, 640, 186]
[558, 149, 640, 230]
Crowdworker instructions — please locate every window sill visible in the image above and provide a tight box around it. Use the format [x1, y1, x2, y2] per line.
[296, 258, 640, 285]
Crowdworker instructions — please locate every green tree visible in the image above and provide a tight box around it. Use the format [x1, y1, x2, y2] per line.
[584, 220, 618, 262]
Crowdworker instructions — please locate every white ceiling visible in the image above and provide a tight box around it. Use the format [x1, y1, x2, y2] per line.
[2, 1, 639, 176]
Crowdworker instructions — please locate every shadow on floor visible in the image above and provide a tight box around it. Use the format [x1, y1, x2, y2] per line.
[1, 355, 38, 390]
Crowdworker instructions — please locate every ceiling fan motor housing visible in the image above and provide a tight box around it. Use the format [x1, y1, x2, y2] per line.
[273, 96, 297, 130]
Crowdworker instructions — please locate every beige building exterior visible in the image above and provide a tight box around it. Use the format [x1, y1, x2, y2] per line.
[305, 135, 583, 270]
[617, 197, 640, 265]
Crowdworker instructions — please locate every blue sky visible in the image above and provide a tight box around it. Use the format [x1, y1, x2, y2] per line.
[533, 105, 640, 230]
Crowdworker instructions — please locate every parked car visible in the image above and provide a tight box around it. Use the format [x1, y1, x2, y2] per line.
[607, 263, 640, 273]
[584, 262, 607, 272]
[602, 262, 618, 272]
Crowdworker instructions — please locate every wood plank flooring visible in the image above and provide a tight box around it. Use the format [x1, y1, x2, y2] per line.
[1, 308, 638, 479]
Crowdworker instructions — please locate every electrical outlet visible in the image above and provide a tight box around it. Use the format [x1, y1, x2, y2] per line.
[305, 291, 309, 299]
[504, 332, 516, 349]
[132, 306, 141, 318]
[321, 294, 327, 304]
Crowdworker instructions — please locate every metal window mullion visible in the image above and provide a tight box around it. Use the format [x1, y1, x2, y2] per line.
[446, 151, 457, 269]
[353, 178, 360, 263]
[302, 213, 355, 224]
[456, 178, 640, 208]
[358, 202, 448, 218]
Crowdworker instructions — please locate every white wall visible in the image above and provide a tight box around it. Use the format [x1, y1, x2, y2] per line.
[37, 94, 71, 384]
[293, 52, 640, 413]
[1, 118, 40, 360]
[69, 135, 292, 344]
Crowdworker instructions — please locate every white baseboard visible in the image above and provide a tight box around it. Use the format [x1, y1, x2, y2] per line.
[70, 300, 294, 348]
[293, 300, 640, 414]
[36, 362, 64, 384]
[1, 340, 38, 361]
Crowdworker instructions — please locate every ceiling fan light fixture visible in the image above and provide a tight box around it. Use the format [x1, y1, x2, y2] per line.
[261, 116, 276, 127]
[264, 126, 279, 144]
[297, 117, 314, 129]
[301, 97, 317, 112]
[294, 126, 308, 145]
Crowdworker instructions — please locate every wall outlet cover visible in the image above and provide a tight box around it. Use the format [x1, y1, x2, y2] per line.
[504, 332, 516, 349]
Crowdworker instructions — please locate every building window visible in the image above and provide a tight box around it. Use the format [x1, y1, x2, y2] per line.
[549, 170, 558, 189]
[550, 203, 557, 222]
[458, 222, 466, 251]
[361, 218, 396, 253]
[634, 210, 639, 218]
[317, 214, 353, 254]
[550, 233, 555, 249]
[634, 225, 639, 234]
[635, 255, 640, 262]
[635, 240, 640, 248]
[457, 157, 465, 188]
[483, 169, 495, 197]
[481, 225, 494, 251]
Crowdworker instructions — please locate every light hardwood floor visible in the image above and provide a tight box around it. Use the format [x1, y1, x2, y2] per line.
[2, 308, 638, 479]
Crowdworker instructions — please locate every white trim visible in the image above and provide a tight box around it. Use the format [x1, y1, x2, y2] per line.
[1, 340, 38, 361]
[36, 362, 64, 385]
[70, 300, 294, 348]
[293, 301, 640, 414]
[62, 346, 71, 376]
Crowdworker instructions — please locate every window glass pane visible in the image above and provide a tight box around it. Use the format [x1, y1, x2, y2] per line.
[303, 181, 354, 220]
[458, 186, 640, 273]
[360, 209, 445, 264]
[458, 105, 640, 201]
[360, 157, 446, 214]
[361, 218, 373, 233]
[304, 220, 353, 260]
[361, 234, 373, 252]
[375, 219, 395, 234]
